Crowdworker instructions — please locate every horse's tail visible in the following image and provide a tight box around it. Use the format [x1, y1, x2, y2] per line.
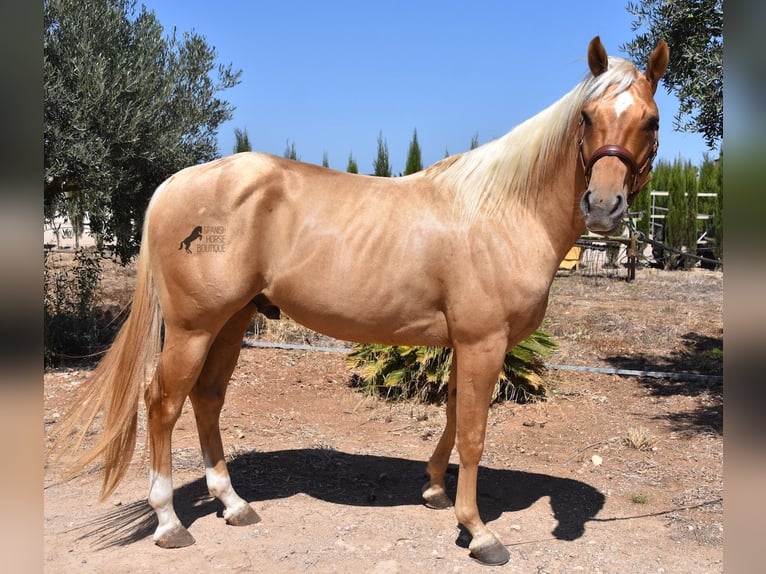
[49, 236, 162, 501]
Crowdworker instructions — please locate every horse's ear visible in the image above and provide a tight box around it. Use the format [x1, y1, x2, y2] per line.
[644, 39, 670, 94]
[588, 36, 609, 77]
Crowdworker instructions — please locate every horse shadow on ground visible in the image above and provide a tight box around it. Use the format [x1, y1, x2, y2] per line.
[604, 331, 723, 435]
[74, 449, 604, 549]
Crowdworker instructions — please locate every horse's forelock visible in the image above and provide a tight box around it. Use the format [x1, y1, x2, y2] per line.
[584, 57, 638, 101]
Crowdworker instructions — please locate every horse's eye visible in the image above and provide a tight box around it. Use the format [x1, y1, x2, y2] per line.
[581, 112, 592, 127]
[645, 116, 659, 131]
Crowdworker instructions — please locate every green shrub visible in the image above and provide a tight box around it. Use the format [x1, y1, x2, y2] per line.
[44, 249, 112, 366]
[347, 329, 557, 404]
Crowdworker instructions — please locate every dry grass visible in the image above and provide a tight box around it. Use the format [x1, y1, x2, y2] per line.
[248, 313, 349, 348]
[629, 493, 649, 504]
[623, 427, 657, 451]
[544, 267, 723, 377]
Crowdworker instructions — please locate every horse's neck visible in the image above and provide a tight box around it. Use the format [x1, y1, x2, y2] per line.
[512, 143, 587, 262]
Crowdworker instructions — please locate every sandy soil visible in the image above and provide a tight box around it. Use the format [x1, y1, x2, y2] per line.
[44, 265, 723, 573]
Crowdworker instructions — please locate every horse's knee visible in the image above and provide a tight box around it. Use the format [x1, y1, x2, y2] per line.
[456, 439, 484, 467]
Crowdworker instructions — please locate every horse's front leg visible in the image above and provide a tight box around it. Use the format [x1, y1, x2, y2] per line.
[453, 340, 510, 566]
[189, 307, 261, 527]
[422, 353, 457, 509]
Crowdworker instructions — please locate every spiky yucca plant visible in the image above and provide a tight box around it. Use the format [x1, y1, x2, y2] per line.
[347, 329, 557, 404]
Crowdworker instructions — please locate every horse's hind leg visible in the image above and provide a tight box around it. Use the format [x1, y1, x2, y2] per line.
[189, 304, 261, 527]
[422, 354, 457, 509]
[146, 326, 214, 548]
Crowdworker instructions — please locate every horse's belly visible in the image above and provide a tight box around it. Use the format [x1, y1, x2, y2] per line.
[263, 280, 451, 347]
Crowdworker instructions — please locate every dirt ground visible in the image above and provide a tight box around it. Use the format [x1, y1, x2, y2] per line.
[44, 263, 723, 573]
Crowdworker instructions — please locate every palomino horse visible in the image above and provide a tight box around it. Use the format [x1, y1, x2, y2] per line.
[52, 37, 668, 565]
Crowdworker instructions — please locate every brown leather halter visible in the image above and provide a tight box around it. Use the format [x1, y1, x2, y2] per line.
[578, 116, 658, 200]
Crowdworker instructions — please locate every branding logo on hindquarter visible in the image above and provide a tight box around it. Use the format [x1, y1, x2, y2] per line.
[179, 226, 203, 253]
[178, 225, 227, 254]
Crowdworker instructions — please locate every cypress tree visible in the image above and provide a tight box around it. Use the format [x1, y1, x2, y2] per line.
[346, 152, 358, 174]
[404, 128, 423, 175]
[648, 159, 670, 241]
[373, 131, 391, 177]
[683, 160, 699, 268]
[666, 159, 688, 268]
[233, 127, 251, 153]
[631, 180, 652, 237]
[698, 153, 722, 264]
[284, 140, 299, 160]
[713, 155, 723, 261]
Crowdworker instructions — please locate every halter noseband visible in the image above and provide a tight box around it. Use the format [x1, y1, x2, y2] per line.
[578, 117, 658, 198]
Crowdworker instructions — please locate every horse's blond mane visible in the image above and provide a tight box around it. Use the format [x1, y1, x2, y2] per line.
[424, 56, 639, 222]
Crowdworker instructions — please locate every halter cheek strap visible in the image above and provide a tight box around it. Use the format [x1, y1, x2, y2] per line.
[578, 117, 658, 199]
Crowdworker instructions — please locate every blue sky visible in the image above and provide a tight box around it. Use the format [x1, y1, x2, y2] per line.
[145, 1, 713, 175]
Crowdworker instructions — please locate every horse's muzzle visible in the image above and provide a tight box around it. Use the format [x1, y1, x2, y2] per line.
[580, 189, 626, 235]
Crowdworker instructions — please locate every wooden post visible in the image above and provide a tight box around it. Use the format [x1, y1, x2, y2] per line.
[626, 229, 637, 282]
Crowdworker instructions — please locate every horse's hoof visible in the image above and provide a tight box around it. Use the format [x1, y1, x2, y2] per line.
[154, 524, 195, 548]
[423, 490, 452, 510]
[421, 483, 453, 509]
[468, 533, 510, 566]
[225, 503, 261, 526]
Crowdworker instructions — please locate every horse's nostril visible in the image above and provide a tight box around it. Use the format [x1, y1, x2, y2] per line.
[580, 190, 592, 214]
[609, 194, 624, 216]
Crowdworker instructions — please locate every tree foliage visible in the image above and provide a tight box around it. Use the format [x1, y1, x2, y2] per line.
[622, 0, 722, 149]
[44, 250, 115, 366]
[346, 152, 359, 174]
[403, 128, 423, 175]
[44, 0, 241, 261]
[373, 131, 391, 177]
[283, 140, 299, 160]
[667, 161, 695, 268]
[649, 158, 724, 269]
[233, 127, 251, 153]
[710, 156, 723, 261]
[630, 182, 652, 238]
